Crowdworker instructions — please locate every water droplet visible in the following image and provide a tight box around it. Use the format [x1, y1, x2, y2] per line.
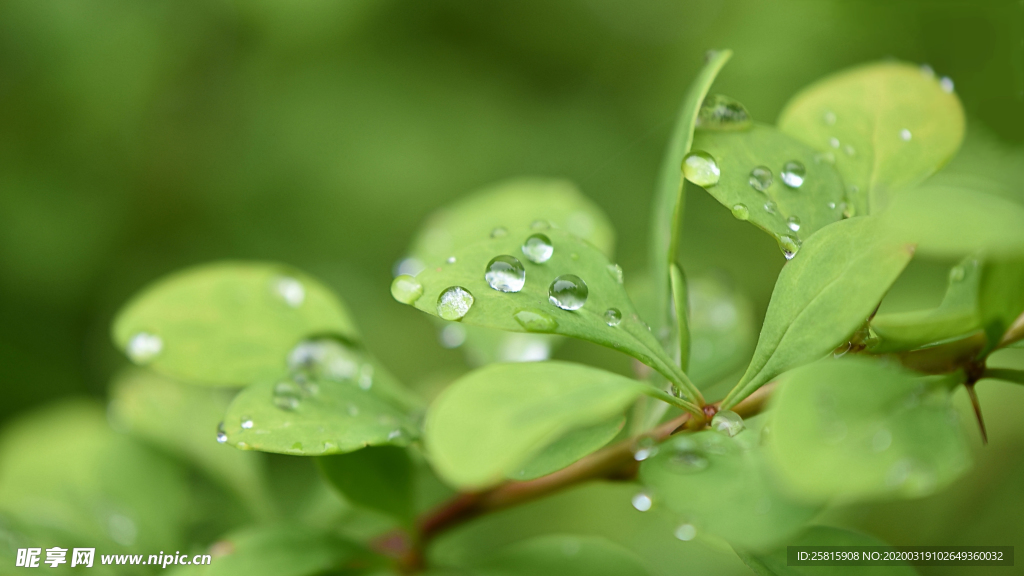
[730, 204, 749, 221]
[843, 203, 857, 218]
[674, 523, 697, 541]
[823, 111, 837, 125]
[605, 308, 622, 327]
[681, 151, 720, 188]
[390, 275, 423, 304]
[358, 364, 374, 390]
[437, 286, 474, 321]
[607, 263, 624, 284]
[289, 339, 365, 383]
[780, 235, 801, 260]
[668, 439, 710, 473]
[521, 233, 554, 263]
[323, 440, 337, 452]
[514, 309, 558, 332]
[531, 219, 551, 230]
[126, 332, 163, 365]
[393, 257, 425, 277]
[216, 422, 228, 443]
[843, 144, 856, 157]
[273, 276, 306, 307]
[786, 216, 801, 232]
[711, 410, 745, 437]
[748, 166, 773, 192]
[387, 429, 402, 441]
[814, 151, 836, 165]
[849, 185, 860, 194]
[446, 256, 457, 264]
[439, 324, 467, 348]
[240, 418, 253, 429]
[949, 265, 965, 282]
[490, 226, 508, 238]
[107, 513, 138, 546]
[829, 137, 840, 149]
[871, 428, 893, 452]
[763, 200, 778, 215]
[920, 64, 935, 78]
[695, 94, 752, 131]
[484, 255, 526, 292]
[940, 76, 954, 93]
[827, 201, 836, 209]
[900, 128, 912, 142]
[548, 274, 588, 311]
[833, 341, 852, 358]
[780, 161, 806, 188]
[631, 492, 653, 512]
[273, 381, 302, 411]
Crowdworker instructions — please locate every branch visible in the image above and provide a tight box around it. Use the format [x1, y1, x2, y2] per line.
[982, 368, 1024, 386]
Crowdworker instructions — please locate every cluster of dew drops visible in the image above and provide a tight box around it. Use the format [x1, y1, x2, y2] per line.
[391, 220, 627, 331]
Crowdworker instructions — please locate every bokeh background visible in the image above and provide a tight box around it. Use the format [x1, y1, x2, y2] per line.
[1, 1, 1023, 574]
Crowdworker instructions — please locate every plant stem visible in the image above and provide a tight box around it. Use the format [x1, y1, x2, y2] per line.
[641, 387, 703, 419]
[981, 368, 1024, 386]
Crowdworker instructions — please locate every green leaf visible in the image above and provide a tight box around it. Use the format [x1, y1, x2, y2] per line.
[425, 361, 651, 488]
[686, 274, 756, 387]
[649, 49, 731, 335]
[317, 445, 413, 523]
[112, 262, 359, 386]
[639, 418, 818, 551]
[737, 525, 916, 576]
[401, 226, 700, 404]
[872, 255, 982, 352]
[778, 61, 965, 215]
[507, 416, 625, 481]
[108, 369, 273, 518]
[473, 534, 652, 576]
[978, 258, 1024, 351]
[766, 357, 971, 504]
[721, 217, 913, 409]
[168, 525, 367, 576]
[880, 186, 1024, 258]
[688, 123, 847, 252]
[670, 264, 690, 371]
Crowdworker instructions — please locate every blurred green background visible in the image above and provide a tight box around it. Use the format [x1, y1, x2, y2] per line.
[1, 0, 1023, 573]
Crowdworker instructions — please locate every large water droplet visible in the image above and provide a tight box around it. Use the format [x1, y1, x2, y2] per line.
[289, 339, 364, 383]
[711, 410, 745, 437]
[607, 263, 624, 284]
[490, 226, 508, 238]
[632, 436, 658, 461]
[695, 94, 752, 131]
[273, 380, 302, 411]
[631, 492, 653, 512]
[521, 233, 554, 263]
[273, 276, 305, 307]
[485, 255, 526, 292]
[939, 76, 954, 93]
[780, 235, 801, 260]
[899, 128, 912, 142]
[439, 324, 466, 348]
[731, 204, 749, 221]
[514, 309, 558, 332]
[748, 166, 772, 192]
[763, 200, 778, 215]
[786, 216, 801, 232]
[780, 161, 806, 188]
[682, 151, 720, 188]
[548, 274, 588, 311]
[674, 523, 697, 541]
[668, 439, 710, 473]
[216, 422, 228, 443]
[605, 308, 622, 327]
[126, 332, 163, 365]
[390, 275, 423, 304]
[437, 286, 474, 321]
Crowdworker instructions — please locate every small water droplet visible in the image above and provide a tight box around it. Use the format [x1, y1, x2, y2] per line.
[273, 381, 302, 411]
[814, 151, 836, 165]
[632, 436, 658, 461]
[393, 257, 426, 277]
[390, 275, 423, 304]
[531, 219, 551, 230]
[358, 364, 374, 390]
[780, 235, 801, 260]
[849, 185, 860, 194]
[387, 429, 402, 441]
[780, 161, 806, 188]
[827, 201, 836, 209]
[273, 276, 306, 307]
[786, 216, 801, 232]
[605, 308, 622, 327]
[833, 341, 852, 358]
[513, 309, 558, 332]
[240, 418, 253, 429]
[548, 274, 588, 311]
[322, 440, 337, 452]
[521, 233, 554, 263]
[631, 492, 653, 512]
[871, 428, 893, 452]
[843, 203, 857, 218]
[695, 94, 752, 131]
[843, 144, 856, 157]
[674, 523, 697, 541]
[939, 76, 954, 93]
[711, 410, 745, 437]
[484, 255, 526, 292]
[437, 286, 474, 321]
[949, 265, 966, 282]
[606, 263, 624, 284]
[126, 332, 163, 365]
[748, 166, 773, 192]
[681, 151, 720, 188]
[823, 111, 837, 125]
[490, 226, 508, 238]
[439, 323, 467, 348]
[216, 422, 228, 443]
[829, 137, 840, 149]
[899, 128, 912, 141]
[920, 64, 935, 78]
[763, 200, 778, 215]
[446, 256, 457, 264]
[730, 204, 749, 221]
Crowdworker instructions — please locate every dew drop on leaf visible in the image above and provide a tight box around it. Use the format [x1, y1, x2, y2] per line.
[446, 256, 457, 264]
[780, 161, 806, 188]
[814, 151, 836, 165]
[485, 255, 526, 292]
[390, 275, 424, 304]
[531, 219, 551, 231]
[920, 64, 935, 78]
[632, 436, 658, 461]
[437, 286, 474, 321]
[605, 308, 622, 327]
[711, 409, 745, 437]
[273, 276, 306, 307]
[521, 233, 554, 263]
[829, 137, 840, 149]
[631, 492, 653, 512]
[216, 422, 228, 444]
[674, 523, 697, 541]
[126, 332, 163, 365]
[823, 110, 837, 125]
[843, 144, 856, 157]
[900, 128, 912, 142]
[490, 226, 508, 238]
[439, 323, 467, 348]
[939, 76, 954, 93]
[288, 338, 364, 383]
[949, 265, 965, 282]
[668, 438, 710, 473]
[548, 274, 588, 311]
[695, 94, 752, 131]
[682, 150, 721, 188]
[272, 380, 302, 411]
[240, 417, 253, 429]
[786, 216, 801, 232]
[606, 263, 624, 284]
[748, 165, 773, 192]
[513, 309, 558, 332]
[763, 200, 778, 215]
[393, 257, 425, 277]
[780, 235, 801, 260]
[730, 204, 749, 221]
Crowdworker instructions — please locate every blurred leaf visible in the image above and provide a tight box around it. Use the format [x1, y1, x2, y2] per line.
[722, 217, 913, 409]
[737, 525, 915, 576]
[689, 123, 847, 251]
[649, 49, 731, 336]
[978, 258, 1024, 351]
[686, 274, 756, 387]
[425, 361, 649, 488]
[473, 534, 651, 576]
[880, 186, 1024, 258]
[317, 445, 413, 523]
[778, 61, 965, 215]
[112, 262, 359, 386]
[766, 357, 971, 504]
[507, 417, 625, 481]
[670, 264, 690, 371]
[457, 324, 559, 366]
[0, 401, 187, 552]
[401, 226, 698, 402]
[639, 420, 818, 551]
[872, 255, 982, 353]
[168, 524, 368, 576]
[108, 369, 273, 519]
[222, 375, 418, 456]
